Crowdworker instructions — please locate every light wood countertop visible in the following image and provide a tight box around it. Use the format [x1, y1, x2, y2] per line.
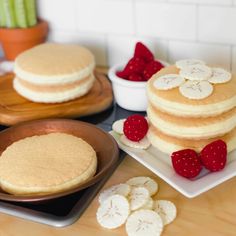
[0, 155, 236, 236]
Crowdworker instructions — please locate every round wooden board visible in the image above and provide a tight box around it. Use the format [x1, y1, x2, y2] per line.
[0, 71, 113, 126]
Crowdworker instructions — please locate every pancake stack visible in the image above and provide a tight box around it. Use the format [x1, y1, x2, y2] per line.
[13, 43, 95, 103]
[147, 60, 236, 154]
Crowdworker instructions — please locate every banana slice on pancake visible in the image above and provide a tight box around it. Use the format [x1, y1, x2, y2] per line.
[180, 64, 212, 81]
[179, 80, 213, 100]
[208, 67, 231, 84]
[176, 59, 205, 69]
[153, 74, 185, 90]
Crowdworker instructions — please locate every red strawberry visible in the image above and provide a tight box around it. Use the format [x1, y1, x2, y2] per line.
[123, 115, 148, 142]
[200, 140, 227, 172]
[143, 60, 164, 81]
[116, 70, 128, 79]
[171, 149, 202, 179]
[117, 57, 146, 79]
[134, 42, 154, 63]
[128, 73, 144, 82]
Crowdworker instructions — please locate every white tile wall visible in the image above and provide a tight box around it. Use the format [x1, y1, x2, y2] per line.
[168, 41, 231, 69]
[1, 0, 236, 72]
[48, 30, 107, 66]
[37, 0, 77, 31]
[135, 2, 197, 40]
[75, 0, 134, 34]
[169, 0, 233, 5]
[198, 6, 236, 44]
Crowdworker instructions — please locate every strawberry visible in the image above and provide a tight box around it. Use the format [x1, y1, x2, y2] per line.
[134, 42, 154, 63]
[171, 149, 202, 179]
[143, 60, 164, 81]
[200, 140, 227, 172]
[123, 115, 148, 142]
[128, 73, 144, 82]
[116, 70, 128, 79]
[116, 57, 146, 79]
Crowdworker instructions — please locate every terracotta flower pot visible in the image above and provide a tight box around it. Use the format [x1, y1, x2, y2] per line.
[0, 19, 48, 61]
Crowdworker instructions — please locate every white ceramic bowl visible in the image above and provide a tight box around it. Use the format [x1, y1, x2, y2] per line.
[108, 64, 147, 111]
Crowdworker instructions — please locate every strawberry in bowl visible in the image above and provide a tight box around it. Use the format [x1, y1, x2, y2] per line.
[108, 42, 167, 111]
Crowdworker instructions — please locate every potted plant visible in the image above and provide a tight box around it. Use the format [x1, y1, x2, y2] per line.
[0, 0, 48, 60]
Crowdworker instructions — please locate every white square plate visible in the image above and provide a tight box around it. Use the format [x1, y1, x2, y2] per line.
[110, 131, 236, 198]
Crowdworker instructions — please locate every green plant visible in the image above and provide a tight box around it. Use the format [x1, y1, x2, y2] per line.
[0, 0, 37, 28]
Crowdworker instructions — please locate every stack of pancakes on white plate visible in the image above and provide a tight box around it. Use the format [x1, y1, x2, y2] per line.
[13, 43, 95, 103]
[147, 59, 236, 154]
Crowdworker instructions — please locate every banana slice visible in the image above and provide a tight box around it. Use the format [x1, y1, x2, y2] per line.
[153, 74, 185, 90]
[112, 119, 125, 134]
[176, 59, 205, 69]
[153, 200, 177, 225]
[125, 209, 163, 236]
[140, 197, 154, 210]
[208, 67, 231, 84]
[180, 64, 212, 80]
[179, 80, 213, 100]
[96, 194, 130, 229]
[120, 135, 150, 149]
[128, 187, 150, 211]
[126, 176, 158, 196]
[98, 183, 131, 204]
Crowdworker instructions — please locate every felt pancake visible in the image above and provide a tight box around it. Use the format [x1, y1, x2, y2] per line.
[0, 133, 97, 196]
[14, 43, 95, 85]
[147, 105, 236, 139]
[147, 124, 236, 155]
[147, 66, 236, 117]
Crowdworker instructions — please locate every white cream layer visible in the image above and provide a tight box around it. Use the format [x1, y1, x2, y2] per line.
[13, 75, 94, 103]
[147, 106, 236, 139]
[147, 129, 236, 155]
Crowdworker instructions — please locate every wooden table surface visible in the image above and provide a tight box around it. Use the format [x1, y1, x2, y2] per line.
[0, 155, 236, 236]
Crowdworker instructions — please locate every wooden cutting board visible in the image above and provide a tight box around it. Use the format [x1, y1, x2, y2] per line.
[0, 71, 113, 126]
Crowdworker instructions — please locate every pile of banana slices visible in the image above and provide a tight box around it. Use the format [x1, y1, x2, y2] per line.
[96, 176, 177, 236]
[153, 59, 232, 100]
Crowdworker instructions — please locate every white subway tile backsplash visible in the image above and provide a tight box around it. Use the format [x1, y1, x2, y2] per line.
[35, 0, 236, 69]
[38, 0, 77, 31]
[48, 30, 107, 66]
[198, 6, 236, 44]
[168, 41, 231, 70]
[135, 2, 196, 40]
[169, 0, 233, 5]
[75, 0, 134, 34]
[107, 35, 168, 66]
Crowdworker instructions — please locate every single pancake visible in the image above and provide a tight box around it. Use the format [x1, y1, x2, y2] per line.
[14, 43, 95, 85]
[0, 133, 97, 196]
[147, 105, 236, 139]
[147, 66, 236, 117]
[147, 125, 236, 155]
